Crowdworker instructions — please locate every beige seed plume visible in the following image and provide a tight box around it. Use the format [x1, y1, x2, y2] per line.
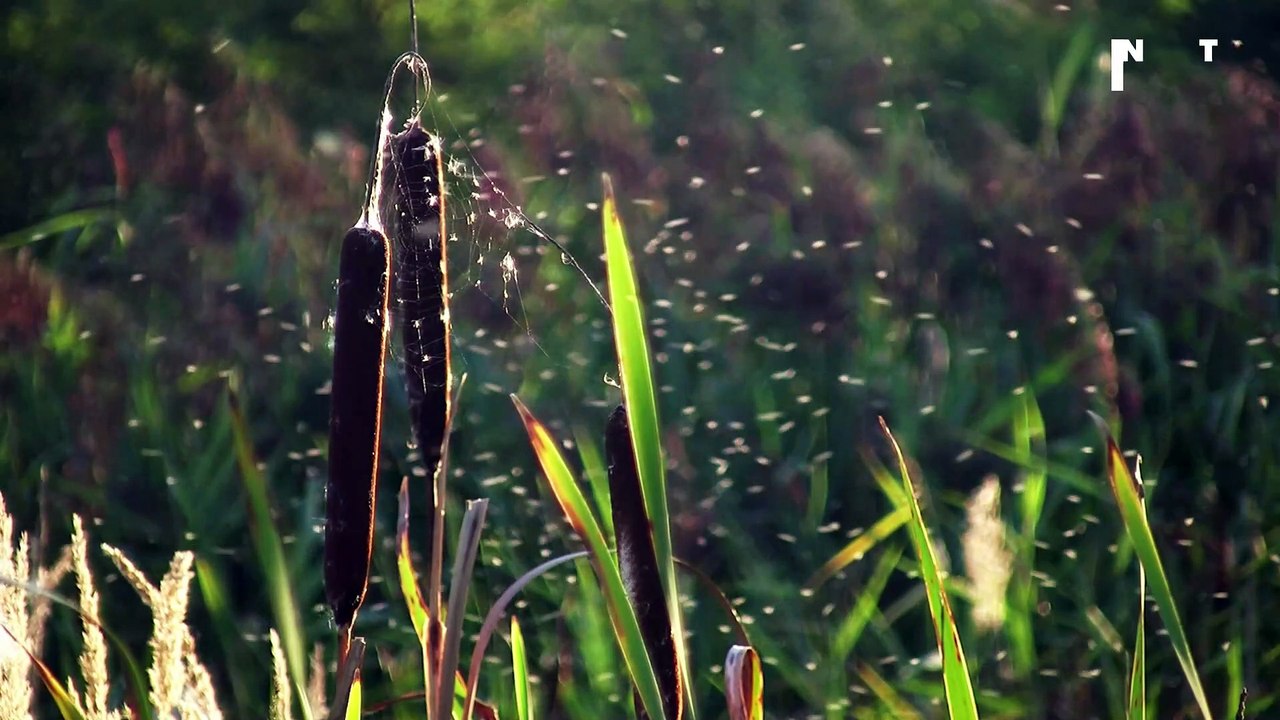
[962, 475, 1013, 633]
[178, 632, 223, 720]
[69, 515, 114, 719]
[101, 544, 220, 718]
[28, 545, 72, 664]
[0, 492, 33, 720]
[269, 630, 294, 720]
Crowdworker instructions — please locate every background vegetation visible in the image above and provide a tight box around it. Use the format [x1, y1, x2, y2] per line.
[2, 0, 1278, 717]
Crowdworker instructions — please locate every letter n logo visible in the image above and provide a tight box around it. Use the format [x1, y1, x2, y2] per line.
[1110, 39, 1143, 92]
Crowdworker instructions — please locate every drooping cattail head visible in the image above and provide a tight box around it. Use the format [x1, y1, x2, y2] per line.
[325, 223, 392, 630]
[391, 120, 451, 496]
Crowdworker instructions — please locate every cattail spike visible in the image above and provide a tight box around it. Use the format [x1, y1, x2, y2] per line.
[606, 404, 684, 720]
[325, 224, 392, 631]
[391, 120, 451, 512]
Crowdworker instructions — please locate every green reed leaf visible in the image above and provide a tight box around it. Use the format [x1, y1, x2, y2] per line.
[857, 662, 924, 720]
[1091, 413, 1213, 719]
[805, 506, 910, 593]
[512, 616, 533, 720]
[1129, 564, 1146, 719]
[396, 477, 430, 647]
[227, 388, 313, 720]
[601, 174, 690, 718]
[880, 418, 980, 720]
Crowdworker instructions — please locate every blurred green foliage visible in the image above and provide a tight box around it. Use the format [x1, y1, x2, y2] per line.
[2, 0, 1278, 717]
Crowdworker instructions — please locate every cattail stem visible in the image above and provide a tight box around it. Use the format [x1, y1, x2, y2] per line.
[337, 628, 351, 669]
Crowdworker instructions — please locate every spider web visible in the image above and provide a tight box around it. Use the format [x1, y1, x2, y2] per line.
[365, 58, 621, 494]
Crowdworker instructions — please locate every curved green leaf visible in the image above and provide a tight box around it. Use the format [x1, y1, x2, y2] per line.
[227, 389, 313, 720]
[880, 418, 980, 720]
[512, 616, 532, 720]
[1091, 413, 1213, 719]
[804, 506, 909, 592]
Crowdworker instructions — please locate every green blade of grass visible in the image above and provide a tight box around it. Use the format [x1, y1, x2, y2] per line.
[1014, 391, 1048, 540]
[859, 448, 909, 509]
[0, 207, 116, 250]
[724, 645, 763, 720]
[1085, 605, 1125, 655]
[830, 545, 903, 667]
[512, 395, 667, 720]
[879, 417, 980, 720]
[574, 427, 614, 542]
[195, 557, 253, 711]
[1226, 644, 1243, 720]
[512, 616, 533, 720]
[960, 432, 1101, 499]
[1009, 390, 1046, 681]
[1040, 21, 1096, 149]
[601, 174, 691, 719]
[1129, 453, 1147, 720]
[804, 417, 830, 534]
[857, 663, 924, 720]
[396, 477, 430, 645]
[226, 387, 314, 720]
[1090, 413, 1213, 719]
[1129, 563, 1146, 719]
[571, 557, 620, 703]
[804, 506, 910, 593]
